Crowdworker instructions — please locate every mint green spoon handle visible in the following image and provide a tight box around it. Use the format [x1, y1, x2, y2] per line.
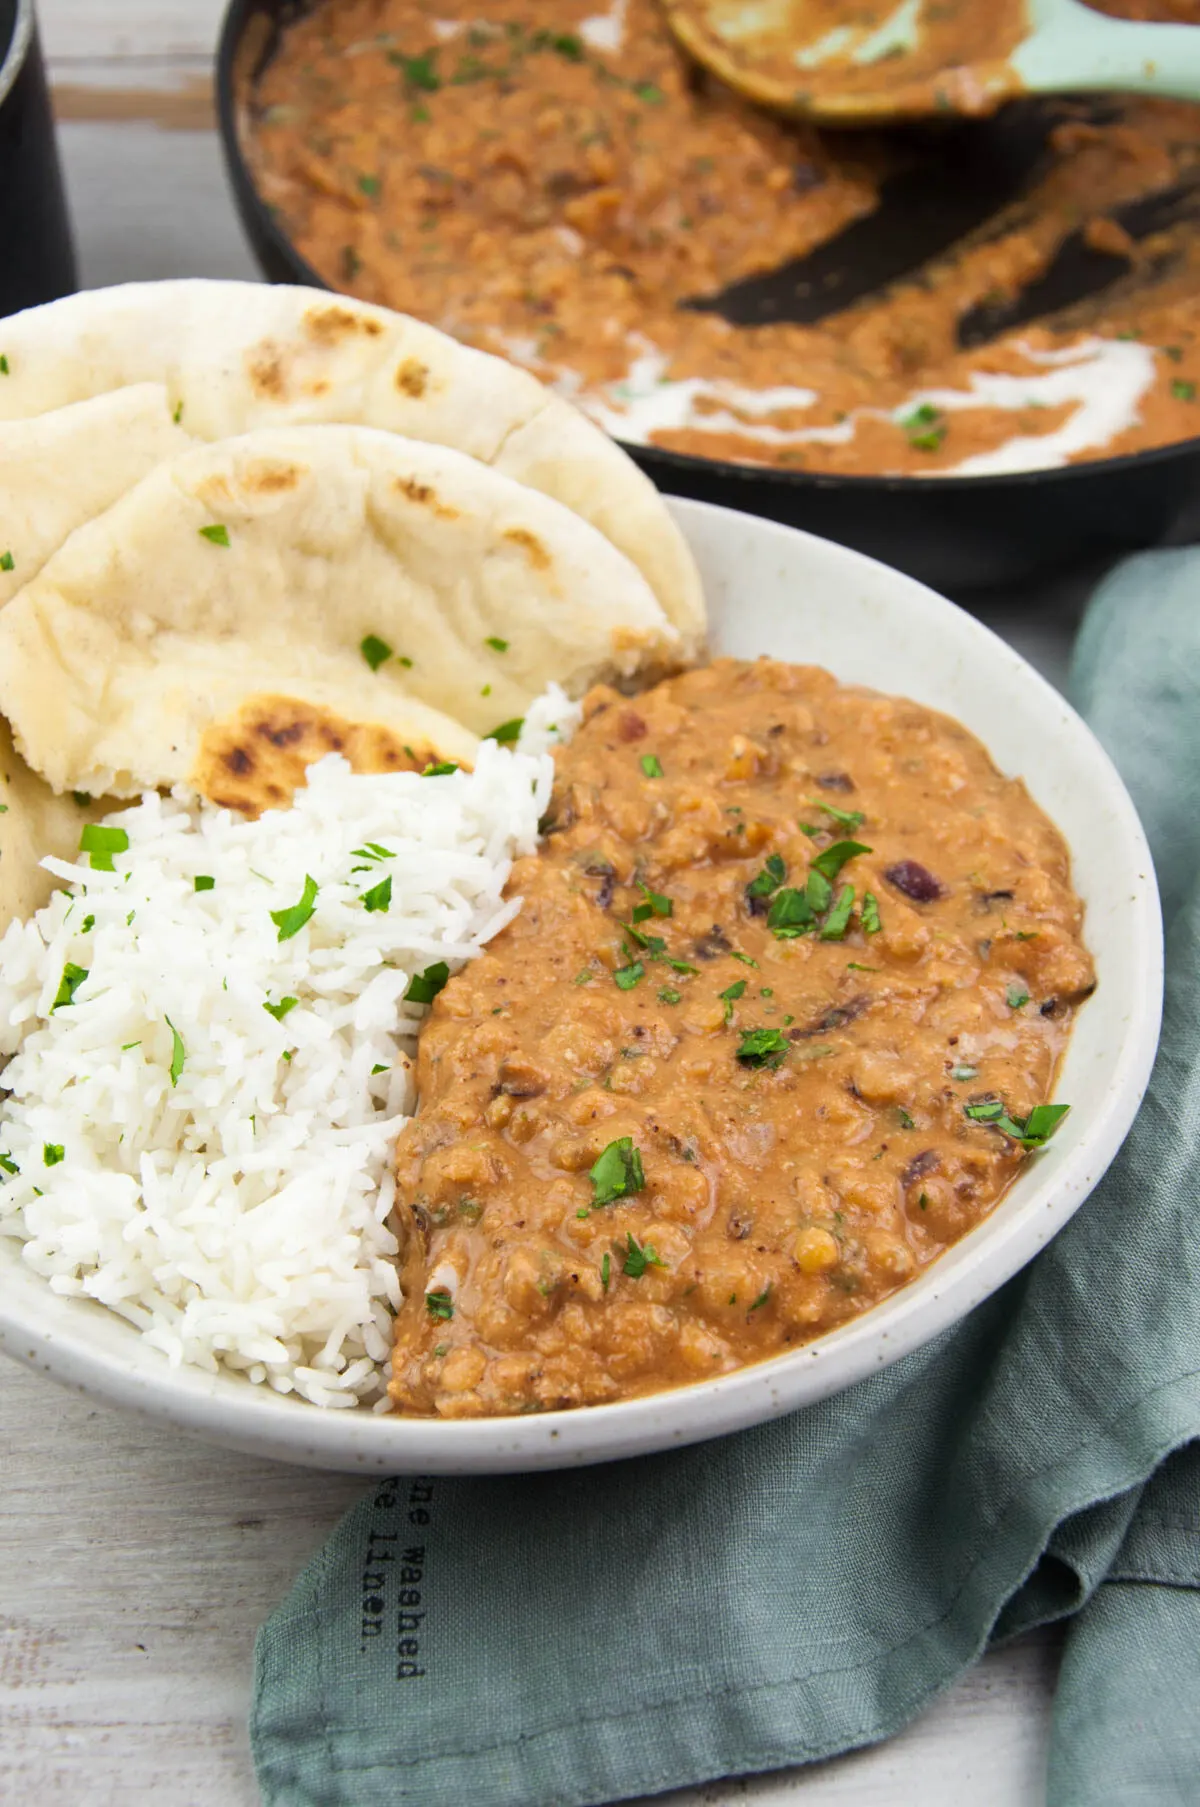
[1014, 0, 1200, 104]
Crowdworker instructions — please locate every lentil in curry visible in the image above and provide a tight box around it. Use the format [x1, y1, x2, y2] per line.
[244, 0, 1200, 477]
[389, 659, 1093, 1417]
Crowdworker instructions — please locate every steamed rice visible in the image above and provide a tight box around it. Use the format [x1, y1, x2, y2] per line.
[0, 690, 580, 1407]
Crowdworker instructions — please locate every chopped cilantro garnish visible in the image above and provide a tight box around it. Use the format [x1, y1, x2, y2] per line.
[600, 1252, 611, 1290]
[664, 957, 697, 974]
[198, 523, 230, 547]
[405, 961, 451, 1005]
[590, 1136, 644, 1205]
[806, 868, 832, 915]
[263, 996, 299, 1022]
[720, 978, 746, 1023]
[902, 403, 947, 451]
[737, 1027, 789, 1068]
[807, 798, 864, 831]
[79, 824, 129, 871]
[371, 1062, 389, 1075]
[1006, 982, 1030, 1009]
[846, 962, 877, 972]
[194, 875, 215, 892]
[574, 968, 594, 985]
[636, 881, 672, 917]
[352, 844, 395, 861]
[730, 949, 758, 968]
[1021, 1104, 1071, 1144]
[0, 356, 8, 374]
[613, 960, 644, 990]
[0, 1153, 17, 1175]
[862, 892, 882, 934]
[1172, 379, 1196, 402]
[658, 986, 681, 1004]
[964, 1098, 1070, 1148]
[0, 551, 12, 572]
[425, 1289, 454, 1320]
[486, 717, 524, 744]
[622, 1232, 666, 1277]
[799, 822, 821, 838]
[640, 754, 664, 778]
[634, 80, 664, 102]
[747, 853, 787, 899]
[165, 1016, 186, 1087]
[812, 839, 871, 882]
[52, 962, 88, 1010]
[271, 874, 318, 942]
[391, 49, 441, 90]
[81, 915, 94, 933]
[360, 634, 393, 671]
[357, 172, 381, 196]
[173, 400, 184, 423]
[362, 875, 393, 913]
[896, 1107, 916, 1130]
[749, 1285, 771, 1311]
[43, 1143, 65, 1167]
[819, 884, 857, 941]
[767, 887, 813, 939]
[422, 761, 459, 776]
[121, 1041, 140, 1052]
[484, 635, 509, 652]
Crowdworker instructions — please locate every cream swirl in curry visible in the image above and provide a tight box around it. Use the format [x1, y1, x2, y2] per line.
[389, 659, 1093, 1416]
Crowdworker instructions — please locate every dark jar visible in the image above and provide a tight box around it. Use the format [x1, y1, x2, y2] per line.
[0, 0, 76, 317]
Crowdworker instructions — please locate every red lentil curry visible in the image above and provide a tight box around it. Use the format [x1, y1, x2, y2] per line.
[389, 660, 1093, 1418]
[243, 0, 1200, 476]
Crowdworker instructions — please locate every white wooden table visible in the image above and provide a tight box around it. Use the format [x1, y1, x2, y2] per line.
[2, 5, 1074, 1801]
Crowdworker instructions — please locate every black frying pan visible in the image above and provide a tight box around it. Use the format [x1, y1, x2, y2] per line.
[215, 0, 1200, 594]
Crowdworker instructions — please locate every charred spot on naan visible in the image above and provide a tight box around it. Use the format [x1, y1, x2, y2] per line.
[395, 358, 430, 398]
[503, 526, 551, 571]
[303, 303, 385, 344]
[192, 696, 448, 817]
[242, 458, 304, 496]
[246, 344, 287, 402]
[393, 475, 459, 520]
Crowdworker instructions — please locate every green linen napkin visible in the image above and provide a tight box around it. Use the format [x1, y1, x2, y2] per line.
[253, 548, 1200, 1807]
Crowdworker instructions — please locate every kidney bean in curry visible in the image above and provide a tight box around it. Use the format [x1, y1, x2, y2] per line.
[389, 659, 1093, 1417]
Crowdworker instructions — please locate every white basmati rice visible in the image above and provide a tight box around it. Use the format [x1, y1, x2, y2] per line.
[0, 693, 580, 1408]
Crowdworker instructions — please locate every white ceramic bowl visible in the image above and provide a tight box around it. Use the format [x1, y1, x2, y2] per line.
[0, 498, 1163, 1473]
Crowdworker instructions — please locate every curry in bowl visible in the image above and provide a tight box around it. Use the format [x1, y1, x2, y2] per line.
[390, 658, 1091, 1417]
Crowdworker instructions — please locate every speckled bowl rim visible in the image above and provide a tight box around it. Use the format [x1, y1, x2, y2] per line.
[0, 498, 1163, 1473]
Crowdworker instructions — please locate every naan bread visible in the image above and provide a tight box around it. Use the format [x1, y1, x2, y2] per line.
[0, 385, 193, 606]
[192, 696, 457, 818]
[0, 719, 107, 928]
[0, 424, 675, 797]
[0, 280, 705, 654]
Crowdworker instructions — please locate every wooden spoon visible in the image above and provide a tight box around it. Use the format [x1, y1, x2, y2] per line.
[662, 0, 1200, 125]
